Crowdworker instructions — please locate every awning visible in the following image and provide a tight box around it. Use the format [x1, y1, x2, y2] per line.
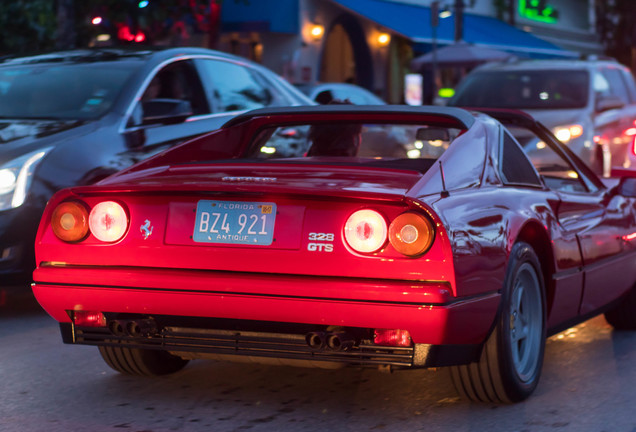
[221, 0, 299, 34]
[411, 42, 517, 69]
[330, 0, 577, 58]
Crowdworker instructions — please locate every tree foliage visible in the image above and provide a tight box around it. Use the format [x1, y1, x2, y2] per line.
[0, 0, 57, 55]
[0, 0, 221, 56]
[596, 0, 636, 67]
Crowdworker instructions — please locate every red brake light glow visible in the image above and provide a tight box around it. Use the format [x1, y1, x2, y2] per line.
[73, 310, 107, 327]
[344, 209, 388, 253]
[388, 212, 435, 257]
[374, 329, 412, 347]
[51, 201, 89, 242]
[88, 201, 129, 242]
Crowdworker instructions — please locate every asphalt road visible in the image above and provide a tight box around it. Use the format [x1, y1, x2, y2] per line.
[1, 286, 635, 432]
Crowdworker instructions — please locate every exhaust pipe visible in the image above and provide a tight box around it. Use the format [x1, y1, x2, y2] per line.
[326, 332, 355, 351]
[126, 319, 158, 337]
[109, 318, 158, 337]
[108, 320, 126, 337]
[305, 331, 326, 350]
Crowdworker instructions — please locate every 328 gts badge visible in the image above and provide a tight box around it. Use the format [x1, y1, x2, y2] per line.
[307, 232, 334, 252]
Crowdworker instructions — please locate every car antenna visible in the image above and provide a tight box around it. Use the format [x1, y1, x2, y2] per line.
[439, 161, 450, 198]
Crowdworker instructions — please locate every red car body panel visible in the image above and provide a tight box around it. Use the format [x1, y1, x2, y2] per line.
[31, 106, 636, 369]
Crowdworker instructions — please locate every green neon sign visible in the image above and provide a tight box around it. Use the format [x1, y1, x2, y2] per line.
[519, 0, 559, 24]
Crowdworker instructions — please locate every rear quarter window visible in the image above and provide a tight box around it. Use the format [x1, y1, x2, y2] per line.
[500, 131, 542, 186]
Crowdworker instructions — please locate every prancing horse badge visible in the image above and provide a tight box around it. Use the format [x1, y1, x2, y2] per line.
[140, 219, 153, 239]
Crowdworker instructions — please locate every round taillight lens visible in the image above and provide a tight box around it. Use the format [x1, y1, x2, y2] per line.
[88, 201, 128, 242]
[51, 201, 89, 242]
[344, 209, 388, 253]
[389, 212, 435, 257]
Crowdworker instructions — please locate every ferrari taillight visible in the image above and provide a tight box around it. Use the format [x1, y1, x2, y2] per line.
[374, 329, 412, 347]
[344, 209, 388, 253]
[88, 201, 128, 242]
[388, 212, 435, 257]
[73, 310, 106, 327]
[51, 201, 89, 242]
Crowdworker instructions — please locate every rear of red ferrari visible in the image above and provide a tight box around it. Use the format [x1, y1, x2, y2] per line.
[32, 107, 502, 373]
[32, 163, 499, 371]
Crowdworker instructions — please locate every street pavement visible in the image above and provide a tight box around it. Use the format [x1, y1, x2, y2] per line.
[1, 286, 635, 432]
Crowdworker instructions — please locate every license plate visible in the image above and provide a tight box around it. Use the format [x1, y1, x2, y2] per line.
[193, 200, 276, 245]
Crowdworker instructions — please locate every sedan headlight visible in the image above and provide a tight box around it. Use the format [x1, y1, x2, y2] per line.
[0, 147, 52, 211]
[553, 124, 583, 143]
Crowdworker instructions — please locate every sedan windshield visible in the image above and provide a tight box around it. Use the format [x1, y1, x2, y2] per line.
[452, 69, 589, 109]
[0, 61, 141, 120]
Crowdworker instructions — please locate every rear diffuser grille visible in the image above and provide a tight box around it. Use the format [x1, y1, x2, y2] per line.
[74, 326, 414, 367]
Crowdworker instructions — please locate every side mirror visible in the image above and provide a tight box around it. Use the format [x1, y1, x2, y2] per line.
[595, 95, 624, 113]
[416, 127, 450, 141]
[142, 98, 193, 125]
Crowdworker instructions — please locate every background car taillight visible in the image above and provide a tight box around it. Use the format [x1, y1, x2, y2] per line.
[388, 212, 435, 257]
[344, 209, 388, 253]
[625, 125, 636, 156]
[51, 201, 89, 242]
[88, 201, 129, 242]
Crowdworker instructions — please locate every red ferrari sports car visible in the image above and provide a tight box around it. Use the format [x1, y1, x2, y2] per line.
[32, 106, 636, 403]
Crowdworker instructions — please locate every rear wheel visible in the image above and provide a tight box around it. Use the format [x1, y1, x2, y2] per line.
[450, 242, 546, 403]
[604, 285, 636, 330]
[99, 345, 189, 376]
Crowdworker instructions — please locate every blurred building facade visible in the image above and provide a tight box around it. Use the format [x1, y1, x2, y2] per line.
[214, 0, 600, 103]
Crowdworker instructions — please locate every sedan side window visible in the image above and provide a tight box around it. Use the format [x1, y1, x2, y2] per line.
[196, 59, 273, 112]
[593, 71, 611, 98]
[600, 67, 630, 105]
[129, 60, 208, 127]
[143, 61, 207, 113]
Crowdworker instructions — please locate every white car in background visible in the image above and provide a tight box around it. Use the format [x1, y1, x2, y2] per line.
[448, 58, 636, 176]
[295, 82, 386, 105]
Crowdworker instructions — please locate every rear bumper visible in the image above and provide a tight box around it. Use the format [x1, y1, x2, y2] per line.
[33, 266, 500, 367]
[59, 320, 482, 368]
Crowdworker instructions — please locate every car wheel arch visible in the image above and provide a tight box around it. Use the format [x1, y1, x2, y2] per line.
[514, 220, 555, 319]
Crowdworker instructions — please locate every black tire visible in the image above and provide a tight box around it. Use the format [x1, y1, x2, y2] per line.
[99, 345, 189, 376]
[604, 285, 636, 330]
[450, 242, 546, 403]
